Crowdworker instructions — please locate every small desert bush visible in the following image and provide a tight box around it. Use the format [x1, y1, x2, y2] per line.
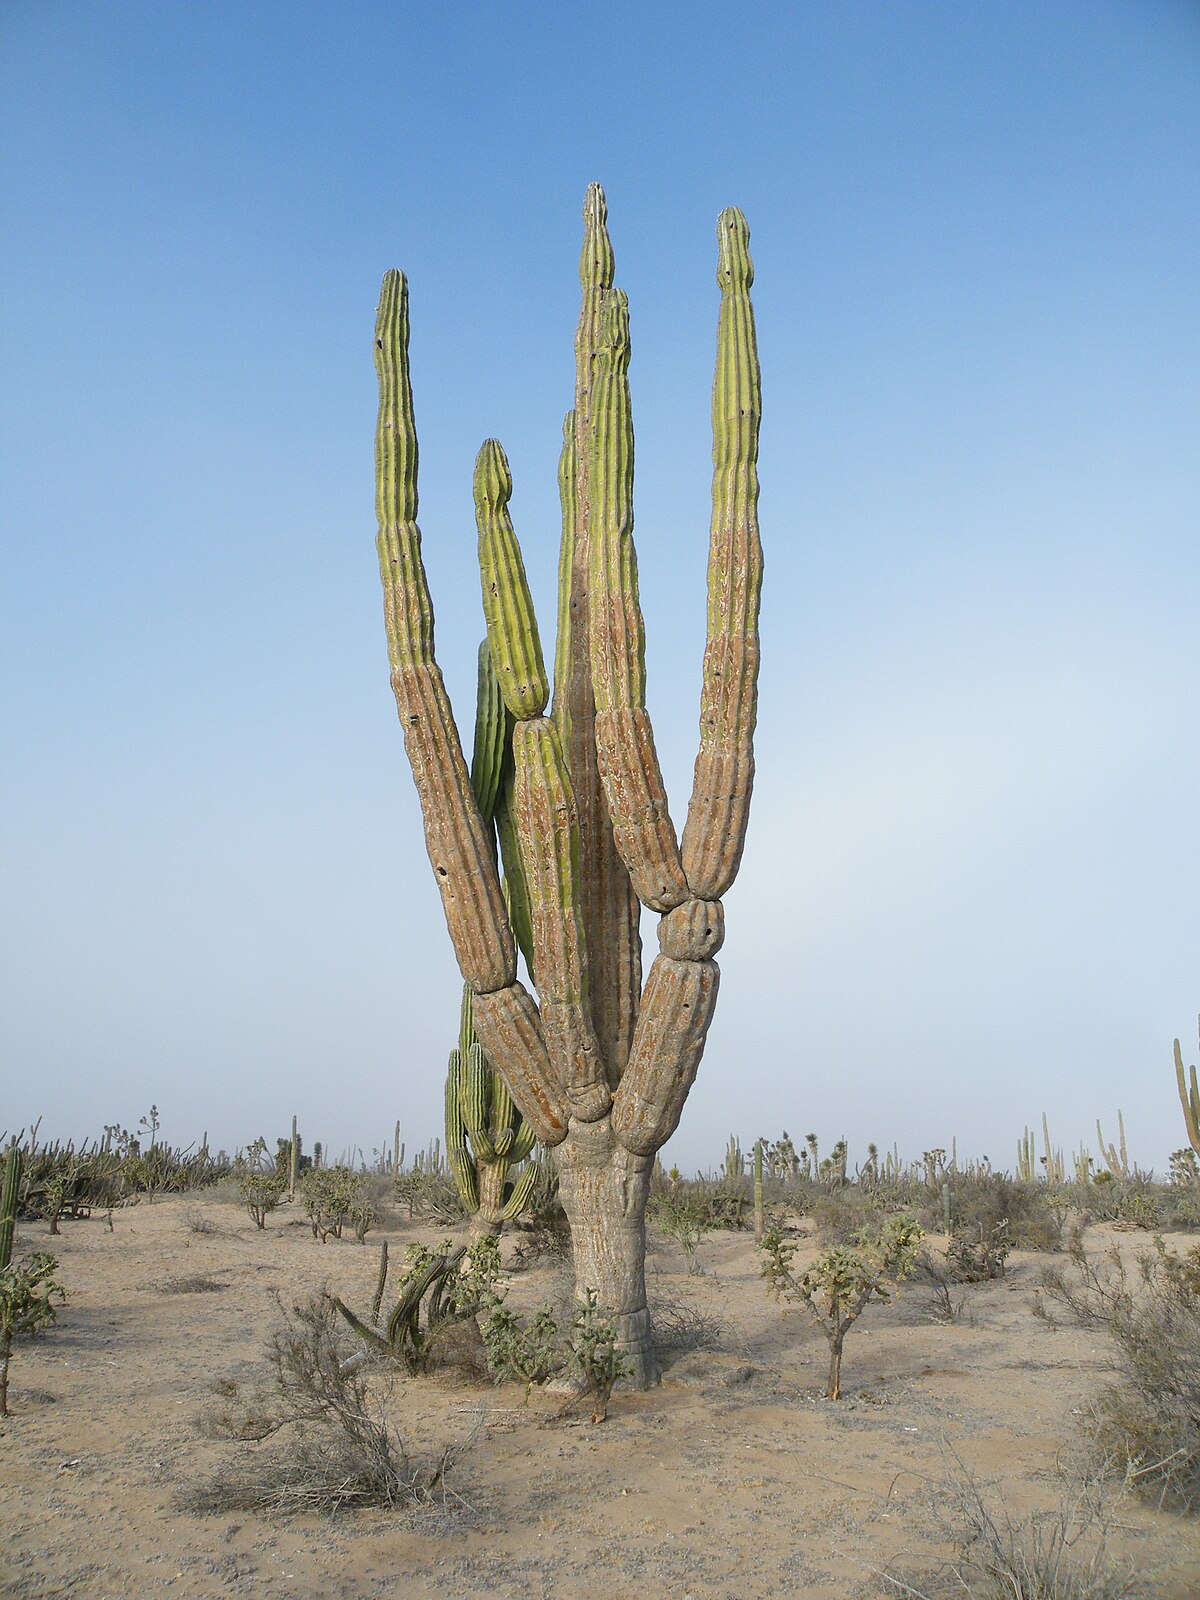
[1037, 1233, 1200, 1510]
[649, 1190, 712, 1273]
[952, 1171, 1067, 1251]
[0, 1251, 66, 1416]
[896, 1452, 1140, 1600]
[188, 1291, 454, 1514]
[481, 1290, 631, 1422]
[392, 1166, 464, 1224]
[761, 1213, 922, 1398]
[811, 1185, 885, 1245]
[651, 1292, 725, 1355]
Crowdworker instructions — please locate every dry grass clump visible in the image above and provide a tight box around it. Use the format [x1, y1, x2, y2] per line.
[885, 1455, 1140, 1600]
[650, 1292, 726, 1356]
[1036, 1234, 1200, 1510]
[183, 1291, 458, 1515]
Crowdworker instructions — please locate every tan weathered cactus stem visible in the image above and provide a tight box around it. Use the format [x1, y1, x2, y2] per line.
[375, 271, 567, 1146]
[375, 272, 513, 994]
[589, 290, 690, 914]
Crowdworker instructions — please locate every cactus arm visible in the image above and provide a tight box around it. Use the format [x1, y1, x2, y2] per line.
[490, 1073, 516, 1157]
[445, 1050, 480, 1212]
[472, 980, 566, 1143]
[680, 208, 763, 898]
[375, 270, 566, 1143]
[509, 1118, 537, 1164]
[499, 1158, 542, 1220]
[475, 440, 550, 718]
[610, 956, 721, 1155]
[1176, 1037, 1200, 1156]
[495, 766, 535, 973]
[588, 289, 689, 913]
[0, 1145, 21, 1272]
[552, 186, 643, 1087]
[375, 270, 512, 994]
[475, 441, 610, 1124]
[460, 1042, 498, 1164]
[469, 638, 508, 828]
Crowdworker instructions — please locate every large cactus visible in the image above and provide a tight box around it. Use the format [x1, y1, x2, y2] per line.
[374, 187, 761, 1384]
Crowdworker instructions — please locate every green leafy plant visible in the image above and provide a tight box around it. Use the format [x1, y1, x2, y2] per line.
[649, 1190, 711, 1274]
[480, 1289, 630, 1422]
[761, 1214, 922, 1399]
[0, 1251, 66, 1416]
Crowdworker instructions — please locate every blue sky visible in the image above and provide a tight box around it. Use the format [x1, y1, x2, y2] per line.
[2, 1, 1198, 1172]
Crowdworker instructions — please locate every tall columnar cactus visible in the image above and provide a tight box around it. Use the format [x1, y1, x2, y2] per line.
[374, 187, 761, 1384]
[446, 984, 542, 1237]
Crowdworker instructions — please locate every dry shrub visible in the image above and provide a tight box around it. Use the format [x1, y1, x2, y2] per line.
[651, 1292, 726, 1355]
[941, 1456, 1138, 1600]
[811, 1186, 884, 1245]
[1037, 1234, 1200, 1510]
[884, 1455, 1139, 1600]
[184, 1292, 458, 1515]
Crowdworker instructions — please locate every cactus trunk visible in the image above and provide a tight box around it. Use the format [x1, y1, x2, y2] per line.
[374, 187, 761, 1385]
[555, 1125, 657, 1388]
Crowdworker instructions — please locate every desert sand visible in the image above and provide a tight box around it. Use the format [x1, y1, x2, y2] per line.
[2, 1194, 1198, 1599]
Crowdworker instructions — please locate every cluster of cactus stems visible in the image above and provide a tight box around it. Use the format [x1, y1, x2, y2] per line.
[1096, 1110, 1130, 1179]
[374, 186, 761, 1383]
[446, 984, 541, 1234]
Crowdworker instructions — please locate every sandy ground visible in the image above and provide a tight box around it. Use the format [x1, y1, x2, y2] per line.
[2, 1194, 1198, 1600]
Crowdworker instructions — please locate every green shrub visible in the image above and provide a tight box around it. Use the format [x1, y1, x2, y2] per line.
[761, 1214, 922, 1398]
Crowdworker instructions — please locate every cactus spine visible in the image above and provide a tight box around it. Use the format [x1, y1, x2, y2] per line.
[374, 188, 761, 1385]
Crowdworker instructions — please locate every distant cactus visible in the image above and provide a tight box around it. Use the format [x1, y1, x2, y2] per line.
[1175, 1022, 1200, 1159]
[1016, 1126, 1037, 1184]
[1095, 1110, 1131, 1180]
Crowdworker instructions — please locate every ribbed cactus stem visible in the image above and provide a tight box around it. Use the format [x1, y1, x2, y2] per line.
[681, 207, 763, 898]
[0, 1144, 22, 1272]
[475, 440, 549, 719]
